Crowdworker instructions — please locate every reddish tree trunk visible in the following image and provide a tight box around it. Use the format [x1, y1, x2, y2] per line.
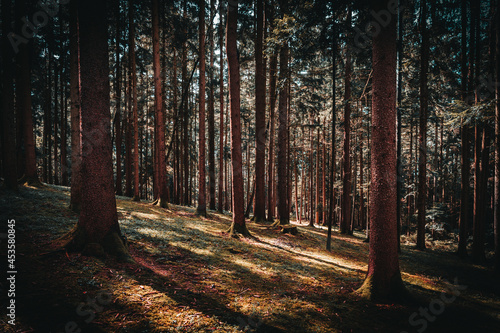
[197, 0, 207, 216]
[115, 0, 123, 196]
[357, 0, 407, 301]
[267, 52, 278, 221]
[65, 0, 130, 262]
[218, 0, 225, 213]
[277, 43, 289, 225]
[226, 0, 249, 236]
[495, 0, 500, 271]
[69, 0, 82, 212]
[341, 6, 352, 235]
[208, 0, 216, 211]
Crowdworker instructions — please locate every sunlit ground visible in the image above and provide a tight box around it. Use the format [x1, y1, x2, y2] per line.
[1, 184, 499, 332]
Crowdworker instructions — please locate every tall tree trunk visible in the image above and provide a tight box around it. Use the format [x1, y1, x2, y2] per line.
[327, 29, 336, 250]
[65, 0, 131, 262]
[69, 0, 82, 212]
[152, 0, 168, 207]
[341, 6, 352, 235]
[316, 125, 321, 225]
[416, 0, 430, 251]
[218, 0, 225, 213]
[226, 0, 249, 236]
[1, 0, 18, 190]
[15, 0, 39, 185]
[276, 42, 290, 225]
[357, 0, 407, 301]
[197, 0, 207, 216]
[458, 0, 469, 258]
[208, 0, 216, 211]
[396, 2, 403, 252]
[128, 0, 140, 201]
[115, 0, 123, 196]
[267, 52, 278, 221]
[254, 0, 267, 222]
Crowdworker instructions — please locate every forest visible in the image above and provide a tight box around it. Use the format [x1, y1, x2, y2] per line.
[0, 0, 499, 332]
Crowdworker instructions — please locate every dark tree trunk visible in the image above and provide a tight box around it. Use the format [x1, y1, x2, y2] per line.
[357, 0, 407, 301]
[327, 29, 336, 250]
[152, 0, 168, 207]
[254, 0, 267, 222]
[416, 0, 430, 251]
[69, 0, 82, 212]
[495, 0, 500, 271]
[208, 0, 216, 211]
[277, 42, 290, 225]
[458, 0, 469, 258]
[341, 6, 352, 235]
[64, 0, 131, 262]
[267, 52, 278, 221]
[197, 0, 207, 216]
[115, 0, 123, 196]
[226, 0, 249, 236]
[1, 0, 18, 190]
[15, 0, 39, 185]
[218, 0, 225, 213]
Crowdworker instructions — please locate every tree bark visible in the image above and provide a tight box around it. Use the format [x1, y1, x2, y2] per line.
[208, 0, 216, 211]
[226, 0, 249, 236]
[341, 6, 352, 235]
[357, 0, 407, 301]
[327, 28, 336, 250]
[197, 0, 207, 216]
[115, 0, 123, 196]
[69, 0, 82, 212]
[64, 0, 131, 262]
[416, 0, 430, 251]
[218, 0, 225, 213]
[495, 0, 500, 271]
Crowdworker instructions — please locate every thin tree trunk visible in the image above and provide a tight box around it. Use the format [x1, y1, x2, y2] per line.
[115, 0, 123, 196]
[327, 29, 336, 250]
[208, 0, 216, 210]
[197, 0, 207, 216]
[494, 0, 500, 271]
[218, 0, 225, 213]
[226, 0, 249, 236]
[416, 0, 430, 250]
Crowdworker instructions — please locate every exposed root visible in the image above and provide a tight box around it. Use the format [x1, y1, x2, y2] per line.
[355, 272, 414, 304]
[227, 222, 251, 238]
[18, 175, 43, 187]
[196, 206, 207, 217]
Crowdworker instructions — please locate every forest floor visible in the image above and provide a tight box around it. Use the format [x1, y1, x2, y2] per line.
[1, 184, 500, 333]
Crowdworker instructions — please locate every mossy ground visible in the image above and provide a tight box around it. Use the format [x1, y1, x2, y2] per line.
[1, 184, 499, 332]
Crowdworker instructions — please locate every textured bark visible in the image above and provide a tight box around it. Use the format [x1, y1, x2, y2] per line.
[341, 7, 352, 235]
[65, 0, 131, 262]
[197, 0, 207, 216]
[152, 0, 168, 207]
[128, 0, 140, 202]
[277, 43, 290, 225]
[396, 4, 403, 252]
[226, 0, 249, 237]
[69, 0, 82, 212]
[416, 0, 429, 250]
[267, 52, 278, 221]
[208, 0, 216, 211]
[218, 0, 225, 213]
[254, 0, 267, 222]
[115, 0, 123, 196]
[1, 0, 18, 190]
[357, 0, 407, 301]
[327, 30, 336, 250]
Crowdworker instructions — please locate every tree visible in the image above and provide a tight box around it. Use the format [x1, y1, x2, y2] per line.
[63, 0, 131, 262]
[416, 0, 430, 251]
[69, 0, 82, 212]
[340, 6, 352, 235]
[226, 0, 249, 237]
[197, 0, 207, 216]
[218, 0, 225, 213]
[1, 0, 17, 191]
[115, 0, 123, 196]
[254, 0, 267, 222]
[208, 0, 216, 211]
[276, 43, 290, 225]
[15, 0, 39, 186]
[152, 0, 168, 207]
[356, 0, 407, 301]
[129, 0, 140, 202]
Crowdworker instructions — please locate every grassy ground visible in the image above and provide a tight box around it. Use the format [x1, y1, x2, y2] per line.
[1, 184, 500, 333]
